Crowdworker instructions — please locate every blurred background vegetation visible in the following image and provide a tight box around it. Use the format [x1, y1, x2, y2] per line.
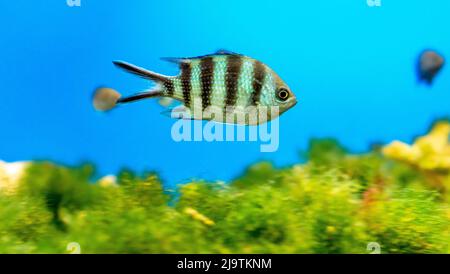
[1, 121, 450, 254]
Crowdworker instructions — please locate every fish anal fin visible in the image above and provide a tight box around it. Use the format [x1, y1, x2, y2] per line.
[161, 105, 191, 120]
[161, 105, 212, 121]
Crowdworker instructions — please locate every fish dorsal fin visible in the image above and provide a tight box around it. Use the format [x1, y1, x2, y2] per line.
[161, 50, 242, 65]
[214, 49, 240, 55]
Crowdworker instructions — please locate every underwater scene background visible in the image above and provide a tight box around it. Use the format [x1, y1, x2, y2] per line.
[1, 0, 450, 253]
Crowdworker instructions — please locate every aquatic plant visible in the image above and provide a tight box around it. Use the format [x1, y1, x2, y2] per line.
[383, 121, 450, 193]
[1, 123, 450, 254]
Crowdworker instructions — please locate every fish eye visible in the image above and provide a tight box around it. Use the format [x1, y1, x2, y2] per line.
[276, 88, 290, 101]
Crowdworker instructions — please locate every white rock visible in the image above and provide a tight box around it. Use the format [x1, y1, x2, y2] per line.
[98, 175, 117, 187]
[0, 160, 30, 194]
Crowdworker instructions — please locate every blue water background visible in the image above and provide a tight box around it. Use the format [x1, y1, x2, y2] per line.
[1, 0, 449, 186]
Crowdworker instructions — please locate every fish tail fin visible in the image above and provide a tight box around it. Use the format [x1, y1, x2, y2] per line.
[116, 90, 163, 104]
[113, 60, 169, 83]
[93, 61, 168, 112]
[92, 87, 162, 112]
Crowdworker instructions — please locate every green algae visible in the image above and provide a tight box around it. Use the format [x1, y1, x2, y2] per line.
[1, 130, 450, 254]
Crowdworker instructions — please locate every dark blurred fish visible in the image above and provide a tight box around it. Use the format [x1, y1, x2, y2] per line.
[92, 87, 121, 111]
[92, 50, 297, 125]
[417, 50, 445, 85]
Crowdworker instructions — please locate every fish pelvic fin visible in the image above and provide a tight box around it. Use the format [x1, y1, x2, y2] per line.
[113, 60, 169, 83]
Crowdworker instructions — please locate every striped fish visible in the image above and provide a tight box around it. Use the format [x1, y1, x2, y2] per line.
[93, 50, 297, 125]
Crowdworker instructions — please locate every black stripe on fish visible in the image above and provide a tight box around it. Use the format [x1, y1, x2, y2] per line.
[180, 62, 192, 107]
[225, 55, 242, 107]
[250, 61, 266, 106]
[164, 79, 174, 96]
[200, 57, 214, 110]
